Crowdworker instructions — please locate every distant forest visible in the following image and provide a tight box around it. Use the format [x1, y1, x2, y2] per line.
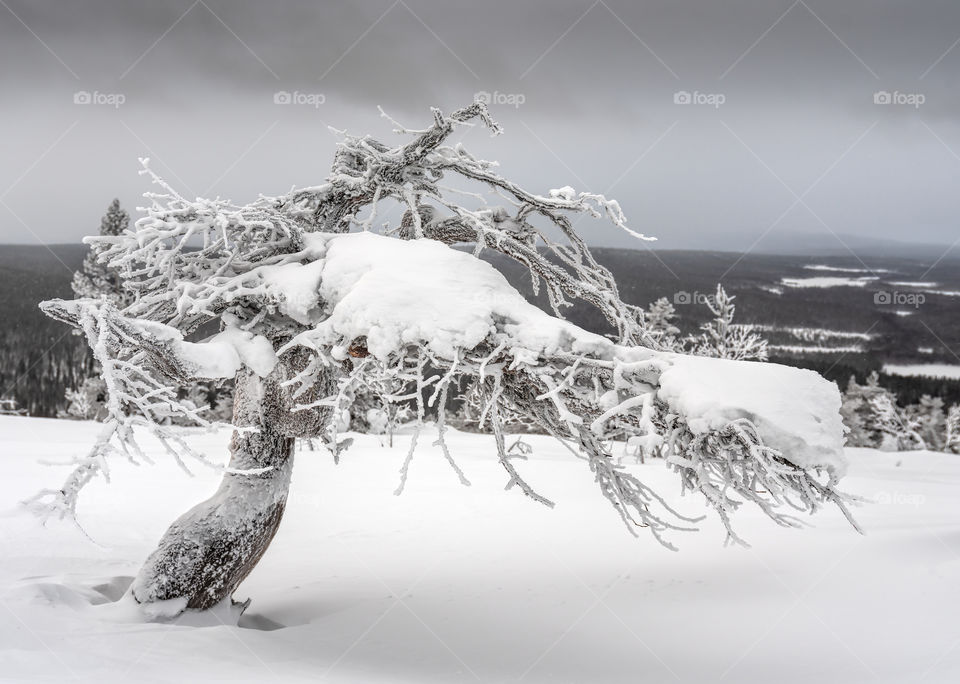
[1, 242, 959, 417]
[0, 245, 92, 416]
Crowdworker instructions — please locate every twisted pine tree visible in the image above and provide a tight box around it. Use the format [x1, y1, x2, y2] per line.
[36, 104, 858, 617]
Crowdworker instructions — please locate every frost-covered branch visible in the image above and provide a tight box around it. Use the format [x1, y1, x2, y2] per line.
[28, 300, 264, 521]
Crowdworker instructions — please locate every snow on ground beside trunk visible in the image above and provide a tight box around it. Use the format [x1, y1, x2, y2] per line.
[1, 415, 958, 683]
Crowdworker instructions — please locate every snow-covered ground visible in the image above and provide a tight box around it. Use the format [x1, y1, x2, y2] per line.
[754, 326, 874, 341]
[768, 344, 865, 354]
[886, 281, 939, 288]
[882, 364, 960, 380]
[2, 416, 959, 683]
[803, 265, 893, 274]
[780, 276, 877, 289]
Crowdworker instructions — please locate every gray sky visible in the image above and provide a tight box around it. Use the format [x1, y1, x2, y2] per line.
[1, 0, 958, 251]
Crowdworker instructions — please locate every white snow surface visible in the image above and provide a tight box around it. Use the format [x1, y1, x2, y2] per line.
[781, 276, 876, 289]
[754, 326, 873, 341]
[882, 364, 960, 380]
[803, 265, 892, 273]
[768, 344, 865, 354]
[303, 231, 613, 363]
[136, 320, 275, 379]
[1, 416, 958, 683]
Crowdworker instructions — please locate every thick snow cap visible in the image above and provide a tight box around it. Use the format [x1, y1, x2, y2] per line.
[656, 353, 846, 475]
[255, 231, 846, 475]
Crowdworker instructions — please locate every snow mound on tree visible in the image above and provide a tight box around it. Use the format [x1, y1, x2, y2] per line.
[657, 354, 846, 474]
[300, 231, 614, 362]
[134, 319, 277, 379]
[267, 231, 846, 475]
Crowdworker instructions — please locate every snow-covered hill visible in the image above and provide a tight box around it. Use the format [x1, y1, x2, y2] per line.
[1, 416, 958, 683]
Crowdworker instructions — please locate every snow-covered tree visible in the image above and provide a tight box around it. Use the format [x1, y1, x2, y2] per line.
[841, 373, 922, 450]
[946, 405, 960, 454]
[689, 285, 768, 361]
[644, 297, 681, 350]
[67, 198, 234, 423]
[869, 392, 924, 451]
[71, 199, 132, 304]
[35, 103, 857, 617]
[59, 377, 108, 421]
[905, 395, 945, 452]
[0, 396, 25, 416]
[839, 375, 872, 447]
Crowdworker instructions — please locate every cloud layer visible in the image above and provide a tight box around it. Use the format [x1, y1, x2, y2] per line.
[1, 0, 958, 255]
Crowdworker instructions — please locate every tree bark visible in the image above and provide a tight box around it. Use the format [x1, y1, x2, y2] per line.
[130, 356, 322, 613]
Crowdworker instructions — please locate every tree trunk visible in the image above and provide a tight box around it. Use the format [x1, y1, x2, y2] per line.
[130, 363, 305, 613]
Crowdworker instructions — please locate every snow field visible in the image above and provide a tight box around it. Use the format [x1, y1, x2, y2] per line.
[1, 416, 959, 683]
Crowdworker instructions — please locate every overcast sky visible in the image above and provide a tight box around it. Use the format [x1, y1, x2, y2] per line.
[1, 0, 958, 252]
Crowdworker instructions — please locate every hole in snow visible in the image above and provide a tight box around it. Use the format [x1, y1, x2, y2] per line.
[90, 576, 134, 604]
[238, 612, 286, 631]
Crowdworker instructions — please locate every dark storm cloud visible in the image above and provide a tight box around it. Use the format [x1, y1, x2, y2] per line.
[1, 0, 959, 254]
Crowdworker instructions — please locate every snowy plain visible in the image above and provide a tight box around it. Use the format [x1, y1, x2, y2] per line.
[780, 276, 877, 289]
[2, 415, 959, 684]
[882, 364, 960, 380]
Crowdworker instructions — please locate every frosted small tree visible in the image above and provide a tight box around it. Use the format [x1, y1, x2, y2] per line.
[64, 199, 133, 419]
[71, 199, 132, 304]
[0, 396, 25, 416]
[839, 375, 872, 447]
[35, 104, 857, 618]
[690, 285, 768, 361]
[60, 378, 109, 421]
[945, 405, 960, 454]
[905, 395, 945, 452]
[67, 198, 234, 423]
[843, 372, 922, 451]
[853, 372, 921, 450]
[644, 297, 681, 351]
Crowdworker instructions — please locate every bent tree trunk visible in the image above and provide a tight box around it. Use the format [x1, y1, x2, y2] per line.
[130, 359, 318, 613]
